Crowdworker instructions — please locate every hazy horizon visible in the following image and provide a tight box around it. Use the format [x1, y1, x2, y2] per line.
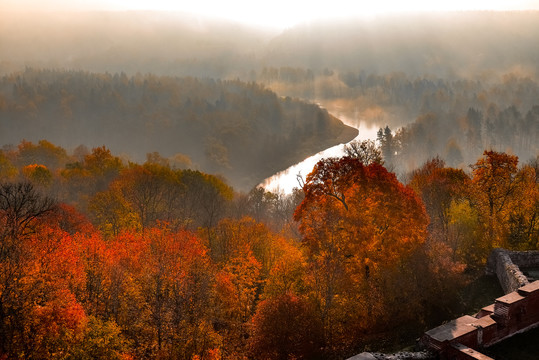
[3, 0, 539, 29]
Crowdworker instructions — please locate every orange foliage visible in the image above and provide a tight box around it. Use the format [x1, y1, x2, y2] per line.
[295, 157, 428, 268]
[249, 293, 323, 360]
[30, 289, 87, 358]
[6, 146, 532, 359]
[294, 157, 429, 349]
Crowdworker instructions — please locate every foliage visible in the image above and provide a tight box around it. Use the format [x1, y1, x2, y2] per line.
[0, 142, 537, 359]
[249, 293, 324, 360]
[294, 157, 429, 355]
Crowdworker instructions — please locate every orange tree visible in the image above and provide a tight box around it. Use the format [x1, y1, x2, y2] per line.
[0, 182, 88, 358]
[293, 157, 428, 354]
[408, 157, 474, 264]
[471, 151, 539, 252]
[470, 150, 520, 250]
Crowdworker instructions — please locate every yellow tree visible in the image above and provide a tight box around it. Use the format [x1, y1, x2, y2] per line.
[22, 164, 53, 188]
[209, 217, 277, 276]
[409, 157, 473, 267]
[0, 151, 18, 179]
[117, 164, 182, 231]
[471, 150, 520, 249]
[60, 146, 123, 209]
[506, 161, 539, 250]
[88, 181, 140, 238]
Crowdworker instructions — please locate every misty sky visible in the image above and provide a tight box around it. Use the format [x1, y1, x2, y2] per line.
[3, 0, 539, 29]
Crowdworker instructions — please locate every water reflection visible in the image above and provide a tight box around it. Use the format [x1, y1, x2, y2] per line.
[260, 114, 379, 194]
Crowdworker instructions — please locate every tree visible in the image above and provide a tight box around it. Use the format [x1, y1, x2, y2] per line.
[0, 151, 18, 179]
[249, 293, 323, 360]
[29, 289, 87, 359]
[470, 150, 520, 249]
[209, 217, 277, 275]
[88, 182, 139, 237]
[263, 237, 307, 298]
[60, 146, 123, 209]
[464, 107, 483, 152]
[506, 163, 539, 250]
[409, 157, 470, 245]
[343, 139, 383, 165]
[22, 164, 53, 187]
[179, 170, 233, 232]
[102, 226, 217, 359]
[214, 246, 261, 357]
[115, 164, 182, 231]
[0, 182, 56, 239]
[71, 316, 131, 360]
[16, 139, 70, 170]
[377, 126, 396, 166]
[0, 182, 91, 358]
[294, 157, 428, 351]
[82, 146, 123, 193]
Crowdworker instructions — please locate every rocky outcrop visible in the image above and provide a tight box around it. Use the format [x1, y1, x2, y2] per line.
[486, 248, 530, 294]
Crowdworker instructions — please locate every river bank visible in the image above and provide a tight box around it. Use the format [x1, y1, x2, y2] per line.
[261, 108, 379, 193]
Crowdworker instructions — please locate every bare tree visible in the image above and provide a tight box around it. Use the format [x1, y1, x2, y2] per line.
[343, 139, 384, 165]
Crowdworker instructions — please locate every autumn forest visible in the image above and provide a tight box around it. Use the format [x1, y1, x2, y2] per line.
[1, 7, 539, 360]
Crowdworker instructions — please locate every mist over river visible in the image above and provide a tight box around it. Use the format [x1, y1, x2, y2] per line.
[261, 110, 379, 194]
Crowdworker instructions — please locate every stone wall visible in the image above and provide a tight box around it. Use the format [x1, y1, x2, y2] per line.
[486, 248, 530, 294]
[506, 250, 539, 269]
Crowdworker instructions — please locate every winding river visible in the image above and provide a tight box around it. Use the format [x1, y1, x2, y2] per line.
[260, 110, 379, 194]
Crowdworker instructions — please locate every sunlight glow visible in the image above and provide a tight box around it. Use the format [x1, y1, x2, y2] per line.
[3, 0, 539, 29]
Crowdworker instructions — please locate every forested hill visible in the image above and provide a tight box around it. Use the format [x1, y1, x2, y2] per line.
[0, 69, 357, 190]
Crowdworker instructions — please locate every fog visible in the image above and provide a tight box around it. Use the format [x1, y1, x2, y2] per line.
[3, 11, 539, 79]
[0, 11, 275, 77]
[1, 10, 538, 189]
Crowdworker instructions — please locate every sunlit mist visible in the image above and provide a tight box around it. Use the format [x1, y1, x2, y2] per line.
[3, 0, 539, 28]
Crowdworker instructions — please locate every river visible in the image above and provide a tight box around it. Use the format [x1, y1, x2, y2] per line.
[260, 110, 379, 194]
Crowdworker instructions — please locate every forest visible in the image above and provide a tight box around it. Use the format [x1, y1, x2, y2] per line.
[0, 69, 356, 190]
[255, 68, 539, 176]
[0, 139, 537, 359]
[1, 7, 538, 360]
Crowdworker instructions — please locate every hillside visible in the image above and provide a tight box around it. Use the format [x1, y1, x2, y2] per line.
[0, 69, 357, 190]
